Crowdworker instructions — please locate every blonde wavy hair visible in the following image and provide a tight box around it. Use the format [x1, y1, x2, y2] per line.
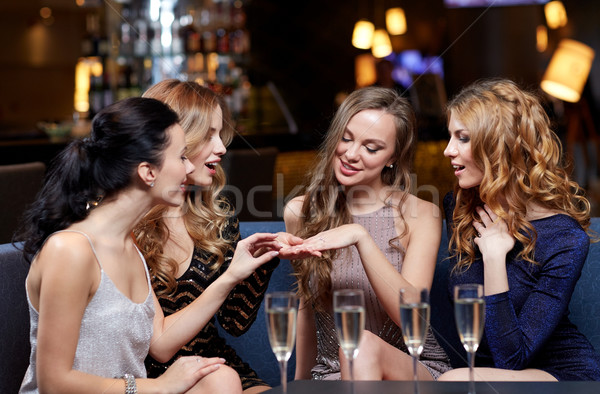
[293, 86, 417, 310]
[134, 79, 235, 295]
[447, 78, 591, 272]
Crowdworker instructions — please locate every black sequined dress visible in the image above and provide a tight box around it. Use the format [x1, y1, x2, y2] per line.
[145, 217, 279, 389]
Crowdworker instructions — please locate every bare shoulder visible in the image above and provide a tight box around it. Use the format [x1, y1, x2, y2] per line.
[34, 231, 97, 274]
[389, 191, 441, 223]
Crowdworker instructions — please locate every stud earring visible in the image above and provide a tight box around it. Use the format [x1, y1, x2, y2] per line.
[150, 182, 155, 188]
[388, 164, 394, 169]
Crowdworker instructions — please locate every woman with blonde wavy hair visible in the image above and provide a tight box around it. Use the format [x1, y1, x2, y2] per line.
[284, 86, 451, 381]
[440, 78, 600, 381]
[134, 79, 308, 393]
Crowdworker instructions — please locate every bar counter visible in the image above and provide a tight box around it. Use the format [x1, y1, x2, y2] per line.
[264, 380, 600, 394]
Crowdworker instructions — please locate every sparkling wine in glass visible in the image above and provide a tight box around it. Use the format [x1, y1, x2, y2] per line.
[399, 287, 430, 394]
[333, 289, 365, 384]
[454, 284, 485, 394]
[265, 292, 298, 394]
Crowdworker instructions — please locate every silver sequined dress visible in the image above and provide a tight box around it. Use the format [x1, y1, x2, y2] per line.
[19, 231, 155, 393]
[311, 205, 451, 380]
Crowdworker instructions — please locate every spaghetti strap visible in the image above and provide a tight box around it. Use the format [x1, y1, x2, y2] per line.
[52, 230, 103, 270]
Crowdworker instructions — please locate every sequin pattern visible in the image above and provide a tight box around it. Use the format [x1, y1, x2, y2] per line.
[311, 205, 451, 380]
[444, 192, 600, 381]
[144, 217, 278, 389]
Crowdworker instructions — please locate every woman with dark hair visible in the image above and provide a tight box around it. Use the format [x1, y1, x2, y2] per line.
[284, 86, 451, 381]
[134, 79, 310, 393]
[439, 78, 600, 381]
[18, 97, 280, 393]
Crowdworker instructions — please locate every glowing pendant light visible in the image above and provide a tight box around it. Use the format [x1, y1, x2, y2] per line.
[386, 7, 406, 35]
[371, 28, 392, 58]
[352, 19, 375, 50]
[544, 1, 567, 29]
[541, 39, 595, 103]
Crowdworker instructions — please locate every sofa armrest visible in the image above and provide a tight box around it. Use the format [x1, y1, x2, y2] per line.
[0, 242, 31, 393]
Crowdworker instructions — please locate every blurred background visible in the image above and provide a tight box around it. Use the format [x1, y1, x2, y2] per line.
[0, 0, 599, 226]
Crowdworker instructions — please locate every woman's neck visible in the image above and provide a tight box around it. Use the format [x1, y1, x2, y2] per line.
[344, 182, 392, 215]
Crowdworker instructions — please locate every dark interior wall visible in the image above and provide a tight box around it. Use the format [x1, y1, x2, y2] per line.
[0, 1, 598, 137]
[0, 2, 86, 132]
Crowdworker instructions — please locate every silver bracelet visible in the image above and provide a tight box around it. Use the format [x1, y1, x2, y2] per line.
[123, 373, 137, 394]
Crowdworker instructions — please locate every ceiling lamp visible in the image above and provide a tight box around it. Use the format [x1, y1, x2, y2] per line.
[352, 19, 375, 49]
[536, 25, 548, 52]
[544, 1, 567, 29]
[371, 28, 392, 58]
[541, 39, 595, 103]
[355, 53, 377, 88]
[386, 7, 406, 35]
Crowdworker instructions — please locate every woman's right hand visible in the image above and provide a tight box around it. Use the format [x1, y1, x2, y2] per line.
[157, 356, 225, 393]
[225, 232, 281, 283]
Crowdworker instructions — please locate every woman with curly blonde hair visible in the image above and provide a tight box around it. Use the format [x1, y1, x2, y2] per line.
[440, 78, 600, 381]
[134, 79, 306, 393]
[284, 86, 451, 381]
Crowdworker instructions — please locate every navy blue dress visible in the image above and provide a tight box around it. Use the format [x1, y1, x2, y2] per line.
[444, 193, 600, 381]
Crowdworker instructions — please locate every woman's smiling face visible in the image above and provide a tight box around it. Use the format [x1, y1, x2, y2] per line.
[333, 109, 396, 189]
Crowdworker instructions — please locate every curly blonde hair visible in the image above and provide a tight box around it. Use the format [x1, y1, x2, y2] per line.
[447, 78, 591, 272]
[292, 87, 417, 309]
[134, 79, 235, 295]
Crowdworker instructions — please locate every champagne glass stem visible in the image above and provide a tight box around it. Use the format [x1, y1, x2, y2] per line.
[412, 355, 419, 394]
[349, 358, 355, 394]
[468, 350, 475, 394]
[280, 360, 287, 394]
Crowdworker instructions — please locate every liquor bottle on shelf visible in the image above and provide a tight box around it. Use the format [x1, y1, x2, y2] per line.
[133, 6, 149, 58]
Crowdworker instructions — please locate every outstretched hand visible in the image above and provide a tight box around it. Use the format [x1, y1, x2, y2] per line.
[276, 232, 322, 259]
[279, 224, 366, 259]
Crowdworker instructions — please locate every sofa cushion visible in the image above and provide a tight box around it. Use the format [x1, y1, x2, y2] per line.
[216, 221, 296, 388]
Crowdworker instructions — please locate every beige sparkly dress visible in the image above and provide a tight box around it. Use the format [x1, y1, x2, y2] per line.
[310, 205, 451, 380]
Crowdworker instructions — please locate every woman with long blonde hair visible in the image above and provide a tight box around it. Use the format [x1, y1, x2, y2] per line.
[440, 78, 600, 381]
[284, 86, 451, 381]
[134, 80, 307, 393]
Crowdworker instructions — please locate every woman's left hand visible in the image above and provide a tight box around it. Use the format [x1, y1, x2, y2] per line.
[473, 205, 515, 260]
[299, 223, 365, 252]
[276, 232, 322, 259]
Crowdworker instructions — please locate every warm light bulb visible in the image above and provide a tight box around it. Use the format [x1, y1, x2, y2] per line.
[386, 8, 406, 35]
[541, 39, 595, 103]
[536, 25, 548, 52]
[371, 29, 392, 58]
[544, 1, 567, 29]
[355, 54, 376, 88]
[352, 19, 374, 50]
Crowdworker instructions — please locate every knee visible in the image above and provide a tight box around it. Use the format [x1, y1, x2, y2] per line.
[192, 365, 242, 394]
[438, 368, 469, 381]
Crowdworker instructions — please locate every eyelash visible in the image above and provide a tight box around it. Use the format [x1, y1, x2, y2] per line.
[341, 137, 379, 153]
[181, 155, 188, 162]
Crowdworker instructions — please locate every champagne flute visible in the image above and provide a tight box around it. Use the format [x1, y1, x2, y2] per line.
[454, 284, 485, 394]
[399, 287, 430, 394]
[333, 289, 365, 385]
[265, 292, 298, 394]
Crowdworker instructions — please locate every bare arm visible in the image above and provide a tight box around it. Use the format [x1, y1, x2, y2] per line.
[300, 197, 442, 326]
[149, 232, 281, 361]
[32, 234, 219, 394]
